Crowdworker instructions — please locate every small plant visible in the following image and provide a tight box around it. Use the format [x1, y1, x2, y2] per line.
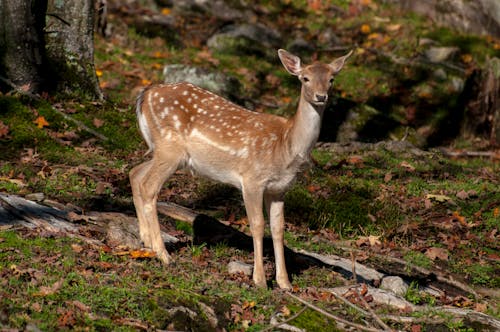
[189, 242, 207, 258]
[404, 250, 432, 270]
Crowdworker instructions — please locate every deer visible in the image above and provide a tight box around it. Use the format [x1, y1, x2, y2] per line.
[130, 49, 353, 289]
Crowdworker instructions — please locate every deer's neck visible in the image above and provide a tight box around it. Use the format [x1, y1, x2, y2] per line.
[285, 93, 325, 161]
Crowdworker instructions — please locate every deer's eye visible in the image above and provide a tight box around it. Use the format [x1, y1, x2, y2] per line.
[302, 76, 310, 82]
[329, 77, 334, 84]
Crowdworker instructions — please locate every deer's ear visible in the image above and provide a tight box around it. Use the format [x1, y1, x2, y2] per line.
[329, 49, 354, 74]
[278, 49, 302, 76]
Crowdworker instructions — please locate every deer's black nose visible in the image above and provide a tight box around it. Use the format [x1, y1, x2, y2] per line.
[315, 94, 327, 103]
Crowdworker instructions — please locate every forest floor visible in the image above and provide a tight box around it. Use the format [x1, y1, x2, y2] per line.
[1, 1, 499, 331]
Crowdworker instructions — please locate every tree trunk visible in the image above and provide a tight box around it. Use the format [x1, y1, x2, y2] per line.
[462, 58, 500, 146]
[45, 0, 103, 99]
[0, 0, 47, 93]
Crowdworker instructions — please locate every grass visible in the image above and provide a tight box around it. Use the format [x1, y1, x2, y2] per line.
[1, 0, 500, 330]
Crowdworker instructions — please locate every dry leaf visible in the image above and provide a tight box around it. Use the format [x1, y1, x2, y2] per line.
[0, 121, 10, 138]
[34, 116, 49, 129]
[34, 279, 64, 296]
[426, 194, 452, 203]
[386, 24, 401, 32]
[399, 161, 415, 172]
[93, 118, 104, 128]
[71, 243, 84, 253]
[384, 172, 392, 183]
[456, 190, 469, 200]
[130, 250, 156, 259]
[356, 235, 381, 247]
[424, 247, 449, 261]
[360, 24, 371, 34]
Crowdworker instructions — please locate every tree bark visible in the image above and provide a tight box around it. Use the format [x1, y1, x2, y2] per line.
[45, 0, 103, 99]
[0, 0, 47, 93]
[462, 58, 500, 146]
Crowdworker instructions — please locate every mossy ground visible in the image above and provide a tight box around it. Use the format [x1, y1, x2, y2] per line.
[0, 0, 499, 330]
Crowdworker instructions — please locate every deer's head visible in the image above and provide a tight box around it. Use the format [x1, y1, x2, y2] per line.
[278, 49, 353, 107]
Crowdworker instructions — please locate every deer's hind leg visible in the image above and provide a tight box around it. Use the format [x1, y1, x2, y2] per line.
[130, 148, 184, 264]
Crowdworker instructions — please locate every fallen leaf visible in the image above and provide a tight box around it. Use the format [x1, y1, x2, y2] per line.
[493, 207, 499, 217]
[360, 24, 371, 34]
[426, 194, 453, 203]
[399, 161, 415, 172]
[34, 116, 49, 128]
[461, 54, 473, 64]
[474, 302, 488, 313]
[34, 279, 64, 296]
[386, 24, 401, 32]
[0, 121, 9, 138]
[71, 243, 84, 253]
[456, 190, 469, 200]
[356, 235, 381, 247]
[384, 172, 392, 183]
[93, 118, 104, 128]
[424, 247, 449, 261]
[161, 7, 171, 15]
[130, 250, 156, 259]
[68, 300, 90, 312]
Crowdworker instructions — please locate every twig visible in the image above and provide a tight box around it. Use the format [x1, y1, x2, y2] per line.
[438, 148, 500, 159]
[325, 287, 371, 317]
[261, 306, 307, 332]
[356, 288, 392, 331]
[350, 250, 357, 282]
[50, 105, 109, 141]
[286, 292, 384, 332]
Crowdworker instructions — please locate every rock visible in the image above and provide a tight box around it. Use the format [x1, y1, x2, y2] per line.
[133, 14, 178, 43]
[163, 64, 241, 101]
[318, 27, 342, 48]
[207, 23, 282, 58]
[227, 261, 253, 276]
[425, 46, 459, 63]
[380, 276, 408, 296]
[173, 0, 251, 22]
[287, 37, 315, 55]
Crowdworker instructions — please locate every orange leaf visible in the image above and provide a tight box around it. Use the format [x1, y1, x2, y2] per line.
[161, 8, 171, 15]
[360, 24, 371, 34]
[34, 116, 49, 129]
[130, 250, 156, 259]
[461, 54, 473, 64]
[493, 207, 499, 217]
[95, 69, 103, 77]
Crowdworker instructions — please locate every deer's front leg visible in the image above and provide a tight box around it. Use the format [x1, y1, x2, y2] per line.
[265, 193, 292, 290]
[242, 185, 266, 288]
[130, 154, 180, 265]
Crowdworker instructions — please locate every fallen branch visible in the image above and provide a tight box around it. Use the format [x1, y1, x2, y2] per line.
[286, 292, 384, 332]
[262, 306, 307, 332]
[438, 148, 500, 160]
[331, 244, 480, 299]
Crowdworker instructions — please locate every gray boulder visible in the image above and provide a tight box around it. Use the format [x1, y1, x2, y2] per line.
[207, 23, 282, 58]
[163, 64, 241, 101]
